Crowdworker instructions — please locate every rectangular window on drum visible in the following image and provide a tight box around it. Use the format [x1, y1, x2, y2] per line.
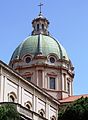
[49, 77, 55, 89]
[26, 77, 31, 81]
[67, 81, 70, 94]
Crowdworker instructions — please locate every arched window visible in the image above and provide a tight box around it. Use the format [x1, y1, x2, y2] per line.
[51, 116, 56, 120]
[40, 111, 44, 117]
[42, 24, 44, 30]
[8, 92, 17, 103]
[26, 104, 31, 110]
[25, 101, 32, 110]
[9, 95, 15, 102]
[38, 109, 45, 117]
[37, 24, 39, 31]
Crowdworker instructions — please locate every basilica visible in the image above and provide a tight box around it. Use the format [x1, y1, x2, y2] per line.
[0, 6, 87, 120]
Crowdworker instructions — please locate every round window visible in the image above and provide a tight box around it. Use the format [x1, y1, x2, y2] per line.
[50, 57, 55, 63]
[25, 57, 31, 63]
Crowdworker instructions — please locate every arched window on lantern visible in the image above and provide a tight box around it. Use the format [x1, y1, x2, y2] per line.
[42, 24, 44, 30]
[37, 24, 39, 31]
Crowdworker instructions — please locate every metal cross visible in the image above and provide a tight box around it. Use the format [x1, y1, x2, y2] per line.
[38, 3, 43, 13]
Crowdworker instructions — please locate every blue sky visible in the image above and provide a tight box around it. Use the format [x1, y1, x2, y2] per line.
[0, 0, 88, 95]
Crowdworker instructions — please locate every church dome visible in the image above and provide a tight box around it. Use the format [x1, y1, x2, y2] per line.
[10, 34, 69, 62]
[9, 7, 74, 100]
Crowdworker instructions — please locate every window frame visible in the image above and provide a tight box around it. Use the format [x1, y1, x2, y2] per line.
[8, 92, 17, 103]
[67, 79, 70, 94]
[9, 95, 15, 102]
[48, 55, 57, 64]
[25, 101, 32, 110]
[49, 77, 56, 89]
[23, 55, 32, 64]
[37, 24, 39, 31]
[42, 24, 44, 30]
[51, 115, 56, 120]
[49, 57, 56, 63]
[26, 76, 31, 81]
[25, 57, 31, 63]
[38, 109, 45, 117]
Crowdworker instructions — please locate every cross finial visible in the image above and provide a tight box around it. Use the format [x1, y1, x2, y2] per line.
[38, 3, 43, 14]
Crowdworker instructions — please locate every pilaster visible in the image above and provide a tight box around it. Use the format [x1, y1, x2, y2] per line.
[0, 74, 4, 102]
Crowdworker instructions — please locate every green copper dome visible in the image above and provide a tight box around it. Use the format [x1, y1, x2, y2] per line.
[10, 12, 70, 62]
[10, 34, 69, 61]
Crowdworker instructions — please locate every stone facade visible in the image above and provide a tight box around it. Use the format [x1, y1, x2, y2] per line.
[0, 60, 59, 120]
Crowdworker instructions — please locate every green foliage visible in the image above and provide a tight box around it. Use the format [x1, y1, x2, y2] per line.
[58, 97, 88, 120]
[0, 103, 20, 120]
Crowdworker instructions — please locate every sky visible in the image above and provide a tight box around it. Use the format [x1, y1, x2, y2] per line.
[0, 0, 88, 95]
